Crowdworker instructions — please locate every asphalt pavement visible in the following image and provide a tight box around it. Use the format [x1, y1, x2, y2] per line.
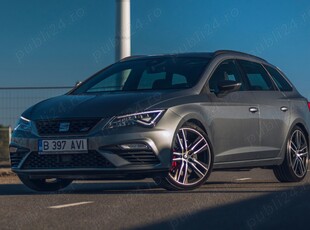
[0, 168, 310, 230]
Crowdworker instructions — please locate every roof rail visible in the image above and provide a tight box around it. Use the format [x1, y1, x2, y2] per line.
[119, 55, 147, 62]
[214, 50, 268, 63]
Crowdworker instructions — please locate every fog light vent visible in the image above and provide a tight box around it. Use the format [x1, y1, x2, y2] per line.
[119, 143, 150, 150]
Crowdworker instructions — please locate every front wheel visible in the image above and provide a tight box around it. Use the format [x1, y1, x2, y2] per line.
[273, 126, 309, 182]
[155, 123, 213, 191]
[18, 174, 73, 192]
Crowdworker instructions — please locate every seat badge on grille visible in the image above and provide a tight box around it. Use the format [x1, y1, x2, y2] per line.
[59, 122, 70, 132]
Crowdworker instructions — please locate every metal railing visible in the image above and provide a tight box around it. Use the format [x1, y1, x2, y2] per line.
[0, 86, 73, 127]
[0, 127, 11, 161]
[0, 86, 73, 160]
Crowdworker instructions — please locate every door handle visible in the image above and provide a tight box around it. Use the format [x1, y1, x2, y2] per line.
[249, 107, 259, 113]
[281, 106, 288, 112]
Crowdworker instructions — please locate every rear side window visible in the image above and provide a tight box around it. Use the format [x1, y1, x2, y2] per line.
[264, 65, 293, 91]
[238, 60, 275, 91]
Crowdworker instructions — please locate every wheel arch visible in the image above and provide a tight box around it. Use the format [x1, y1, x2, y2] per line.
[187, 119, 208, 134]
[273, 119, 309, 182]
[295, 123, 309, 146]
[290, 119, 309, 146]
[175, 113, 210, 137]
[277, 119, 310, 163]
[169, 112, 212, 159]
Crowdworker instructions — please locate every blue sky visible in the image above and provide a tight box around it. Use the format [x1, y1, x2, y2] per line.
[1, 0, 310, 98]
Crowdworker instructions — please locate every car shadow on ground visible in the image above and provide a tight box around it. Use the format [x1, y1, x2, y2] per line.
[1, 181, 309, 230]
[0, 180, 304, 196]
[132, 183, 310, 230]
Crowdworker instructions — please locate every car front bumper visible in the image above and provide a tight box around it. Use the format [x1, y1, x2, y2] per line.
[9, 110, 181, 180]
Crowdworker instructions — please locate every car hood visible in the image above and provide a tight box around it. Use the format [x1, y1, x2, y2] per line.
[23, 91, 190, 120]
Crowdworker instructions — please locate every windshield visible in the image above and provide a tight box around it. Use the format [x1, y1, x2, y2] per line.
[72, 57, 210, 94]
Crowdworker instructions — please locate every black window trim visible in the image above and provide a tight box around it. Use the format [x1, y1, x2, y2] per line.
[262, 64, 294, 92]
[235, 59, 251, 91]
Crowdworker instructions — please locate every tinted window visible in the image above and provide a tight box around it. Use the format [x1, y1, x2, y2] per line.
[138, 72, 166, 89]
[86, 70, 131, 93]
[172, 74, 187, 85]
[73, 57, 210, 94]
[138, 73, 188, 90]
[239, 60, 275, 91]
[209, 60, 244, 93]
[264, 65, 293, 91]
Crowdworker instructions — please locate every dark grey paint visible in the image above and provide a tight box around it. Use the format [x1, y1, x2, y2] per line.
[10, 50, 310, 178]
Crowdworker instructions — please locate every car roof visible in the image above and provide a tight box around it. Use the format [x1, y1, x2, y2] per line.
[120, 50, 268, 64]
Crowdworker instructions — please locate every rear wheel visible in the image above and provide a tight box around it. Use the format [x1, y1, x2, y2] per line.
[18, 174, 73, 192]
[155, 123, 213, 191]
[273, 127, 309, 182]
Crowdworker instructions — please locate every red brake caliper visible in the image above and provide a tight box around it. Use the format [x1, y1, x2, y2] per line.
[172, 159, 177, 168]
[171, 149, 178, 172]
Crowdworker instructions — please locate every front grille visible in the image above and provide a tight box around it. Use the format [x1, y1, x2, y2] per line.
[36, 119, 100, 136]
[116, 150, 160, 165]
[22, 151, 113, 169]
[10, 151, 28, 168]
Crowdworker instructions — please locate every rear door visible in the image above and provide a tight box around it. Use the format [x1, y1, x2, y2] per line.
[237, 60, 291, 159]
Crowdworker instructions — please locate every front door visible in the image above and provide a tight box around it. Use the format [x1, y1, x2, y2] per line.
[205, 59, 261, 163]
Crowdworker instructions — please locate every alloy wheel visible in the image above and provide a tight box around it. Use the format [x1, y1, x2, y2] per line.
[169, 127, 211, 186]
[288, 129, 309, 178]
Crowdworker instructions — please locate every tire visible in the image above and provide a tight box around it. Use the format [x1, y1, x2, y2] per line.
[155, 122, 214, 191]
[273, 126, 309, 182]
[18, 174, 73, 192]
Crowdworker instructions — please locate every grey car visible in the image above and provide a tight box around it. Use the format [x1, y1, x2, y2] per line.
[10, 50, 310, 191]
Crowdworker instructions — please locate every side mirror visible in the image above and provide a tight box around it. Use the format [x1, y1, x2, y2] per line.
[218, 80, 241, 94]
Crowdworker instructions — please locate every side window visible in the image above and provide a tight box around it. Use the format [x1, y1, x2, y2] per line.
[238, 60, 275, 91]
[208, 60, 243, 93]
[264, 65, 293, 91]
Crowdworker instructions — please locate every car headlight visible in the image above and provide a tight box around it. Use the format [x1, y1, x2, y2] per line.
[106, 110, 165, 129]
[14, 116, 32, 132]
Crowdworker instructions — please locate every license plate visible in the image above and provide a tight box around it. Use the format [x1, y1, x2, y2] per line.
[38, 139, 88, 154]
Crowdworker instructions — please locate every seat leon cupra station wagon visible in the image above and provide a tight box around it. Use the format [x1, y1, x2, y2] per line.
[10, 50, 310, 191]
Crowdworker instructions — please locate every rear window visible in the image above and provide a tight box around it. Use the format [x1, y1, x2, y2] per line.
[264, 65, 293, 91]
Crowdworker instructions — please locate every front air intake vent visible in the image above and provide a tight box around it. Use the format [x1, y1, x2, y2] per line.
[21, 151, 113, 169]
